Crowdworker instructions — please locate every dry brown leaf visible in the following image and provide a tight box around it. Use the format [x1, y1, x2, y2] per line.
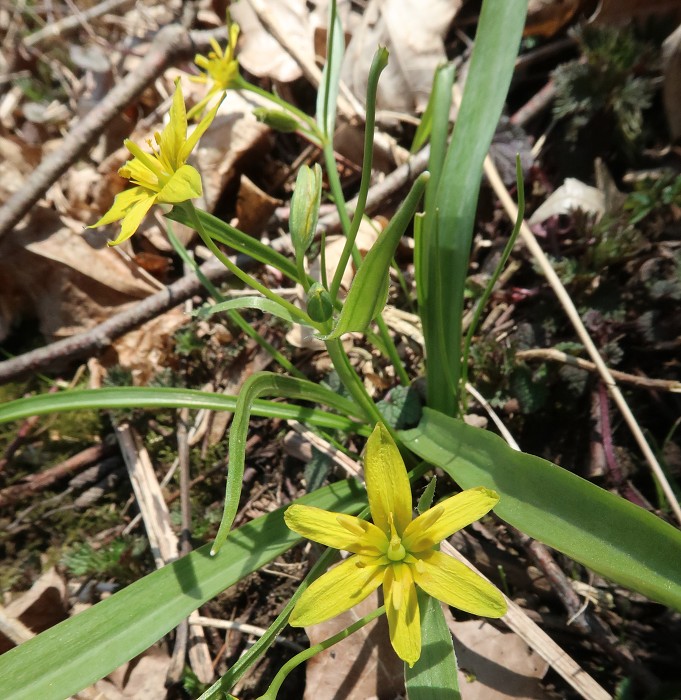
[110, 307, 188, 384]
[0, 569, 68, 654]
[235, 175, 282, 235]
[342, 0, 461, 113]
[89, 646, 171, 700]
[0, 210, 158, 342]
[231, 0, 314, 82]
[526, 0, 583, 38]
[191, 91, 272, 211]
[303, 589, 404, 700]
[448, 618, 550, 700]
[589, 0, 681, 24]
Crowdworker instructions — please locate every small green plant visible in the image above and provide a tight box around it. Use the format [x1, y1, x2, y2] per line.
[552, 24, 656, 150]
[0, 3, 680, 700]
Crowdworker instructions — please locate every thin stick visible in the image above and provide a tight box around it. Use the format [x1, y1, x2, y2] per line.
[482, 152, 681, 526]
[516, 348, 681, 393]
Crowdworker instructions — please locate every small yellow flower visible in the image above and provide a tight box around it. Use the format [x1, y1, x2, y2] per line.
[285, 423, 506, 666]
[188, 23, 240, 120]
[90, 81, 219, 246]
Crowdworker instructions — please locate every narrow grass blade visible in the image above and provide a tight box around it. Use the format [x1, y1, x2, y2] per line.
[0, 387, 369, 434]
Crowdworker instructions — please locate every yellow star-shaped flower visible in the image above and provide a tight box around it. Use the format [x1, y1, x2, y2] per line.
[90, 81, 219, 246]
[285, 423, 507, 666]
[188, 23, 241, 120]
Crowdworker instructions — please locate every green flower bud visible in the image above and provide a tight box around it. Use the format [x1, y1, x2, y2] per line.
[290, 163, 322, 261]
[306, 282, 334, 323]
[252, 107, 300, 133]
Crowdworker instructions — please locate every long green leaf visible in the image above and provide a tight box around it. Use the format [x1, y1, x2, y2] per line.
[419, 0, 527, 415]
[322, 173, 429, 339]
[0, 480, 365, 700]
[166, 207, 299, 282]
[406, 592, 461, 700]
[400, 409, 681, 610]
[316, 0, 344, 139]
[0, 387, 368, 434]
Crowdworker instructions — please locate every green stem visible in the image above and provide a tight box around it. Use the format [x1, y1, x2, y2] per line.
[325, 338, 383, 425]
[183, 201, 319, 330]
[259, 606, 386, 700]
[166, 220, 305, 379]
[375, 314, 410, 386]
[235, 76, 320, 139]
[329, 47, 388, 300]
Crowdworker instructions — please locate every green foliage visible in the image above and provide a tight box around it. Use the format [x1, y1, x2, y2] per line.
[61, 537, 147, 582]
[552, 25, 656, 149]
[376, 384, 423, 430]
[625, 173, 681, 224]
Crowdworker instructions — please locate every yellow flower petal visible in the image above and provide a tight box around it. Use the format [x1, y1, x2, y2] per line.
[402, 487, 499, 552]
[88, 186, 148, 228]
[107, 193, 156, 246]
[289, 555, 384, 627]
[156, 82, 188, 171]
[120, 156, 161, 192]
[365, 424, 412, 535]
[412, 549, 507, 618]
[384, 562, 420, 666]
[284, 504, 388, 555]
[180, 95, 221, 161]
[156, 164, 202, 203]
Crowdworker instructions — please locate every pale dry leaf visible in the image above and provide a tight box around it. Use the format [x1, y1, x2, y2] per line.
[529, 177, 605, 224]
[449, 618, 551, 700]
[0, 210, 158, 342]
[303, 589, 404, 700]
[662, 23, 681, 141]
[0, 569, 68, 655]
[92, 646, 171, 700]
[342, 0, 461, 113]
[235, 174, 282, 235]
[111, 307, 187, 384]
[231, 0, 314, 82]
[191, 91, 272, 211]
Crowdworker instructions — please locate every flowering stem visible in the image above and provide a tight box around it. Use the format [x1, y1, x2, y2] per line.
[182, 201, 321, 330]
[325, 338, 383, 425]
[258, 605, 386, 700]
[234, 75, 321, 142]
[166, 219, 305, 379]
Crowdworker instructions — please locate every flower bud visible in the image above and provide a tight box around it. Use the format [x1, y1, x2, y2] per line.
[290, 163, 322, 261]
[306, 282, 334, 323]
[252, 107, 300, 133]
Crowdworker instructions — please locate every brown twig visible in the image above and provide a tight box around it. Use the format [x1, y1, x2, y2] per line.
[0, 441, 115, 508]
[516, 348, 681, 393]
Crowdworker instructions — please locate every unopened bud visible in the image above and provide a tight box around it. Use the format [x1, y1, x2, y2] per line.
[290, 163, 322, 260]
[306, 282, 333, 323]
[253, 107, 300, 133]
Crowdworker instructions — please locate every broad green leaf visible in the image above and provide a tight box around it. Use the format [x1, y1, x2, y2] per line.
[322, 173, 429, 339]
[196, 296, 300, 324]
[400, 409, 681, 611]
[410, 63, 455, 157]
[406, 591, 461, 700]
[0, 480, 366, 700]
[166, 207, 299, 282]
[0, 387, 368, 435]
[418, 0, 527, 415]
